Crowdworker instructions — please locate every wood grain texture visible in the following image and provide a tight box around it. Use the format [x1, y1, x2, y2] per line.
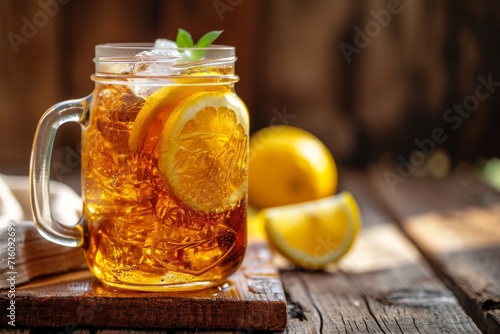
[280, 273, 321, 334]
[337, 170, 480, 333]
[370, 165, 500, 333]
[0, 242, 287, 331]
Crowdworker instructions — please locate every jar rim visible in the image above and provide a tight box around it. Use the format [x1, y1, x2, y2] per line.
[92, 43, 238, 82]
[95, 43, 235, 60]
[96, 43, 235, 50]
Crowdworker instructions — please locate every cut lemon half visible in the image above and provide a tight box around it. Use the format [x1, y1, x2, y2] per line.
[262, 191, 361, 270]
[158, 91, 249, 213]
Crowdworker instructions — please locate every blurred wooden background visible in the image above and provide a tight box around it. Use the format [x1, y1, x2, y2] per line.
[1, 0, 499, 177]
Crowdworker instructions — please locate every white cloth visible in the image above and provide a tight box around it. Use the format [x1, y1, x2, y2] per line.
[0, 175, 86, 288]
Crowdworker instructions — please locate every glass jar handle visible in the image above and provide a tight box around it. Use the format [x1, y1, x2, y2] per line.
[30, 95, 92, 247]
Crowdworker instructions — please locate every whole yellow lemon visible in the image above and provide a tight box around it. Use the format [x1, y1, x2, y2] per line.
[249, 126, 337, 209]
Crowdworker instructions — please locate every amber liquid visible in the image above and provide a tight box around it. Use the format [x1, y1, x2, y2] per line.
[81, 82, 247, 291]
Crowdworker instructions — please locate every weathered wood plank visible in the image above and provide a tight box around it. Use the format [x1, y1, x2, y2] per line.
[290, 271, 384, 333]
[0, 242, 287, 331]
[370, 165, 500, 333]
[280, 273, 320, 333]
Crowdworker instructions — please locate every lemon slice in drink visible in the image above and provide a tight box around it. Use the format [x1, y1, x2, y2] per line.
[262, 191, 361, 269]
[129, 76, 222, 152]
[158, 91, 249, 213]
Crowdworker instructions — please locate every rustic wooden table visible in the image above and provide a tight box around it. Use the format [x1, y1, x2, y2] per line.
[1, 166, 499, 333]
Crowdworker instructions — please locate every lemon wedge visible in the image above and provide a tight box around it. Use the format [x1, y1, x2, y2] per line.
[262, 191, 361, 269]
[158, 91, 249, 213]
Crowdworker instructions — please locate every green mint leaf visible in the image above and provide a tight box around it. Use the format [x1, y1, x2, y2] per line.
[176, 29, 223, 62]
[176, 28, 194, 48]
[195, 30, 223, 48]
[191, 30, 223, 61]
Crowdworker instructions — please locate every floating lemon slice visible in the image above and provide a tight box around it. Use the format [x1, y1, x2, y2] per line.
[158, 91, 249, 213]
[262, 191, 361, 270]
[128, 74, 223, 152]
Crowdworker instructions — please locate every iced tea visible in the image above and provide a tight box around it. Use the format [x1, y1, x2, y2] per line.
[29, 43, 247, 292]
[81, 66, 248, 291]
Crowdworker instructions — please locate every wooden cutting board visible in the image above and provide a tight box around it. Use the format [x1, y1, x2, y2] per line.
[1, 241, 287, 331]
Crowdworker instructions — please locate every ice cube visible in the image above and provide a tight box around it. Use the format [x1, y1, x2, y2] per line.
[134, 39, 181, 76]
[129, 39, 182, 96]
[153, 38, 178, 49]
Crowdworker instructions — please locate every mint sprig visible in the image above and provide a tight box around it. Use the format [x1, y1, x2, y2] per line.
[175, 28, 194, 48]
[176, 29, 223, 62]
[195, 30, 223, 48]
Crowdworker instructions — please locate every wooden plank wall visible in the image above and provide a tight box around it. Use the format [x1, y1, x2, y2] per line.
[1, 0, 499, 174]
